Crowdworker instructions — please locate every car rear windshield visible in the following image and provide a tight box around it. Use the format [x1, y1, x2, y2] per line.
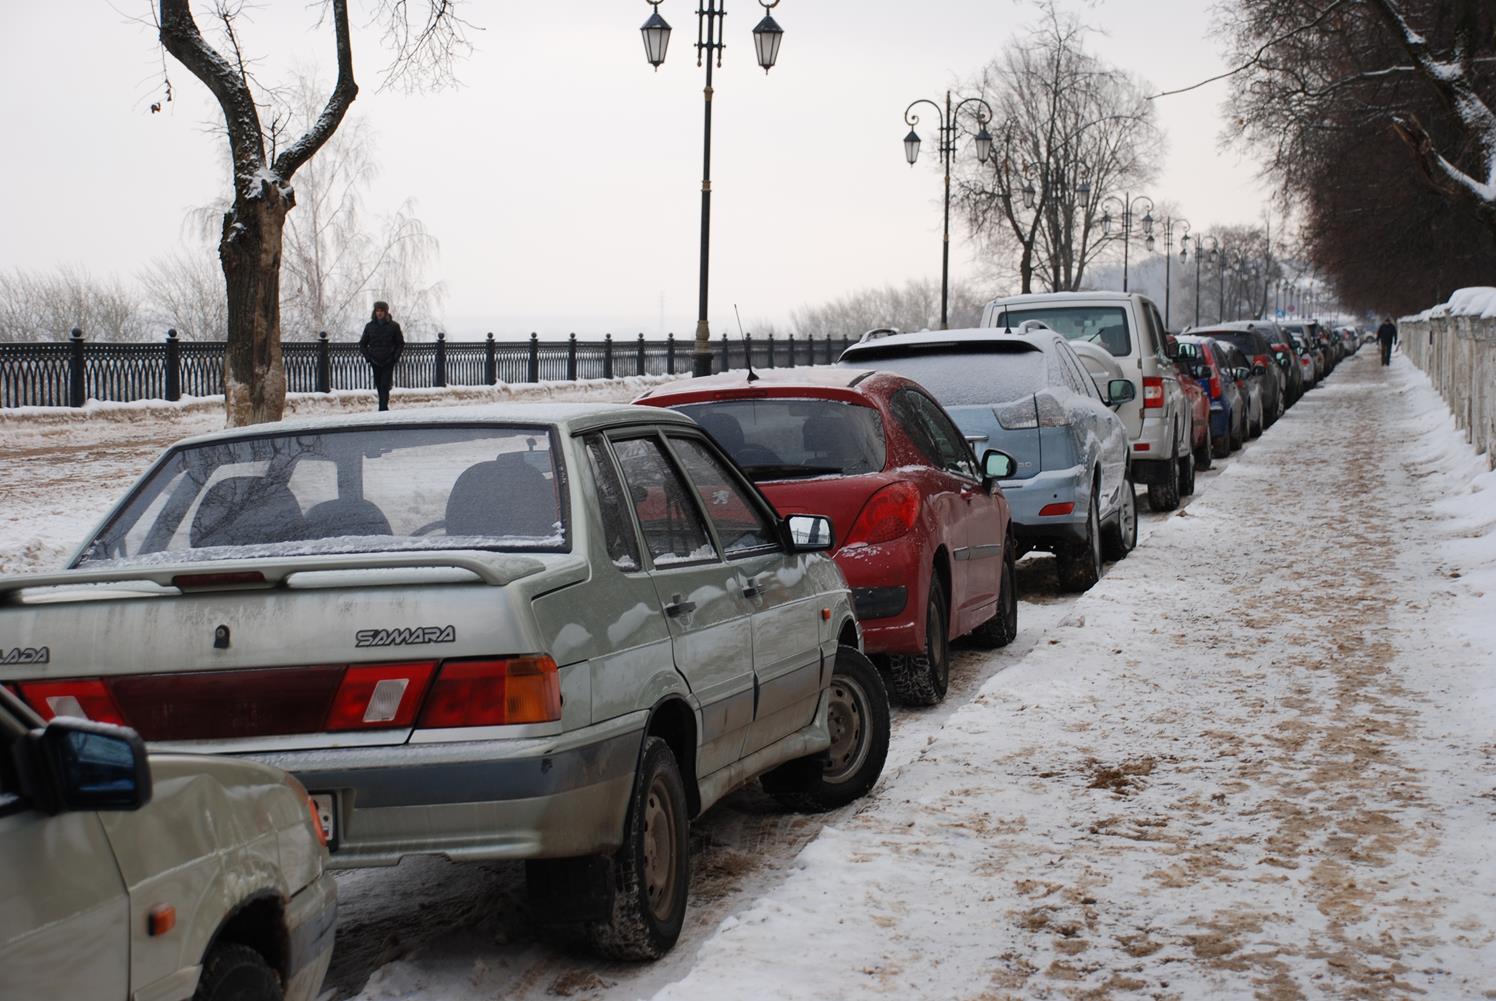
[673, 398, 885, 479]
[1197, 331, 1266, 356]
[74, 424, 568, 567]
[989, 305, 1132, 357]
[838, 344, 1047, 406]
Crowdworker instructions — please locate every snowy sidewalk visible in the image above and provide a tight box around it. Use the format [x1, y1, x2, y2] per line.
[640, 355, 1496, 1000]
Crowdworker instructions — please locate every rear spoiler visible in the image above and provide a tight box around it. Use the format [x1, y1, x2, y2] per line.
[0, 551, 550, 604]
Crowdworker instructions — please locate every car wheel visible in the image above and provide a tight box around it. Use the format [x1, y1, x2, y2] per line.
[193, 944, 281, 1001]
[1056, 484, 1102, 592]
[1179, 448, 1196, 497]
[1230, 412, 1244, 451]
[762, 646, 890, 811]
[885, 577, 950, 706]
[586, 737, 690, 960]
[1196, 429, 1214, 470]
[1146, 441, 1181, 512]
[1101, 475, 1137, 561]
[968, 546, 1018, 648]
[1249, 405, 1263, 439]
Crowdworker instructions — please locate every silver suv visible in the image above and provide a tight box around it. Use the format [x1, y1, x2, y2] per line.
[982, 291, 1194, 511]
[0, 687, 336, 1001]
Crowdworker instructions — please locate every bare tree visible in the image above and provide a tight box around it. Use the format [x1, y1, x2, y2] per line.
[789, 279, 985, 340]
[954, 3, 1161, 294]
[156, 0, 470, 425]
[137, 250, 228, 341]
[0, 267, 145, 342]
[1220, 0, 1490, 237]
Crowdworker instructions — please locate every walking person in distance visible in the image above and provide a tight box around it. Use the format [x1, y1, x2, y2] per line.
[1376, 316, 1398, 367]
[360, 301, 404, 411]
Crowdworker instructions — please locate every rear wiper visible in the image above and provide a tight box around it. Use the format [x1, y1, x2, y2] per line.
[739, 463, 843, 480]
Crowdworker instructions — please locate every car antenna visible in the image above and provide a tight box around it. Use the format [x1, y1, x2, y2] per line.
[735, 304, 760, 382]
[1002, 307, 1012, 334]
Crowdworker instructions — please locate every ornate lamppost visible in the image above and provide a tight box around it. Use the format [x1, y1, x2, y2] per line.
[1099, 193, 1154, 293]
[640, 0, 785, 377]
[902, 92, 993, 328]
[1192, 235, 1218, 326]
[1148, 216, 1190, 330]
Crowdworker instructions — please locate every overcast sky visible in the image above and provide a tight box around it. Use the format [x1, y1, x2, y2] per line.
[1, 1, 1266, 338]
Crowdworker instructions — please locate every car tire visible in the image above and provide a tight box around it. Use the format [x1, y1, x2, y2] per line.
[586, 737, 690, 961]
[885, 577, 950, 706]
[1146, 441, 1181, 512]
[1196, 430, 1213, 470]
[1211, 423, 1230, 459]
[1230, 412, 1244, 452]
[1101, 475, 1137, 561]
[193, 943, 281, 1001]
[967, 547, 1018, 648]
[1056, 484, 1102, 592]
[1249, 406, 1263, 439]
[1178, 448, 1196, 497]
[762, 646, 890, 811]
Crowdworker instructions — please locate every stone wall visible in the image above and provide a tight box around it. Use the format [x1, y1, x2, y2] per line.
[1401, 289, 1496, 467]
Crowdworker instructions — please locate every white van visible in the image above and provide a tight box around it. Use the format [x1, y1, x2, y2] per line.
[981, 291, 1194, 511]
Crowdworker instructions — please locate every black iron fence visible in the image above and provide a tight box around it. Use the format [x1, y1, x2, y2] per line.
[0, 329, 855, 409]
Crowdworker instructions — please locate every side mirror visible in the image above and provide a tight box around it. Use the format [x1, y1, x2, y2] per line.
[785, 514, 834, 552]
[1252, 364, 1267, 377]
[981, 449, 1016, 481]
[1163, 334, 1180, 360]
[1106, 379, 1137, 406]
[22, 717, 152, 815]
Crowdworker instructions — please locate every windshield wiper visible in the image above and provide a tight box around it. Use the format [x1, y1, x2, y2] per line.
[739, 463, 844, 480]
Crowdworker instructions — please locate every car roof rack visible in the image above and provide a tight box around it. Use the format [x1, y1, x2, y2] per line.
[860, 327, 900, 342]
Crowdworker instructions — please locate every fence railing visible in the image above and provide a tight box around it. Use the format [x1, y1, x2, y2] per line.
[1402, 298, 1496, 466]
[0, 329, 855, 409]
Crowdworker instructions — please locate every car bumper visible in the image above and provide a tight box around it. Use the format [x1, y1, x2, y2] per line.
[837, 539, 923, 656]
[1209, 405, 1230, 439]
[284, 871, 338, 1001]
[998, 463, 1090, 551]
[247, 716, 645, 868]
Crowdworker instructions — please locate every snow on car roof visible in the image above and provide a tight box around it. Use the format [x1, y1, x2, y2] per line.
[984, 290, 1137, 306]
[839, 327, 1049, 359]
[162, 401, 694, 448]
[635, 366, 877, 400]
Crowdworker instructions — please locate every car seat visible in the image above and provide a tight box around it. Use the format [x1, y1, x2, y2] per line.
[303, 498, 393, 539]
[445, 452, 559, 538]
[190, 476, 307, 549]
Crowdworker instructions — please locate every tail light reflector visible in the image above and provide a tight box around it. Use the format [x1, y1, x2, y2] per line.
[1038, 502, 1075, 517]
[326, 662, 436, 731]
[1142, 376, 1164, 409]
[844, 482, 921, 547]
[18, 679, 125, 725]
[306, 796, 329, 847]
[418, 656, 561, 728]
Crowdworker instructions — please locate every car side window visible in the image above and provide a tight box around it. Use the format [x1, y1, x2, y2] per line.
[1059, 347, 1100, 400]
[1144, 302, 1168, 360]
[583, 435, 642, 571]
[612, 436, 718, 567]
[894, 389, 979, 480]
[666, 435, 780, 555]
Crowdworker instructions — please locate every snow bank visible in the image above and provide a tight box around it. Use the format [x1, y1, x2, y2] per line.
[1404, 286, 1496, 322]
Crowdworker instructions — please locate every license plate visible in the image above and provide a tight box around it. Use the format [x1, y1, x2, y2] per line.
[311, 793, 337, 846]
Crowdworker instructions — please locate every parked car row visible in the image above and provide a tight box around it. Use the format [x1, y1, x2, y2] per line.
[0, 292, 1339, 997]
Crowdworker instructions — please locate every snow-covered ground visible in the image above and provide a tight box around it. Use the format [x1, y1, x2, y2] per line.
[2, 354, 1492, 999]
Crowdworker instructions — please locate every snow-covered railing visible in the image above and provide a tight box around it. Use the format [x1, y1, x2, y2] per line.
[1402, 288, 1496, 466]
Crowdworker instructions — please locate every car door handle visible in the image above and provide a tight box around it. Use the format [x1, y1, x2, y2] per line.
[742, 575, 767, 599]
[664, 594, 697, 617]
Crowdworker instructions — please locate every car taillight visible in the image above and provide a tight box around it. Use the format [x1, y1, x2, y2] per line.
[1208, 372, 1223, 399]
[417, 656, 561, 728]
[844, 482, 921, 546]
[1142, 376, 1164, 409]
[325, 662, 436, 731]
[1253, 353, 1271, 371]
[17, 679, 126, 725]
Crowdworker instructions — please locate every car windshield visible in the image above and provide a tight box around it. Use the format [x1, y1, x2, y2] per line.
[673, 398, 885, 479]
[74, 424, 568, 567]
[838, 344, 1048, 406]
[989, 305, 1132, 357]
[1198, 331, 1262, 356]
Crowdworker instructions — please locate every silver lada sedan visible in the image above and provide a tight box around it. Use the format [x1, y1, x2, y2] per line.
[0, 402, 889, 959]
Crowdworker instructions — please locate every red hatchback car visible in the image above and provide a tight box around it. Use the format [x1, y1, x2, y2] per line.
[637, 369, 1016, 706]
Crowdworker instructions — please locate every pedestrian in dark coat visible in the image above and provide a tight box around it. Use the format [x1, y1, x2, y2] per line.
[359, 301, 404, 411]
[1376, 317, 1398, 366]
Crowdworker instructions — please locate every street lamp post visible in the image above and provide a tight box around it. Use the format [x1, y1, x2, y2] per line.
[640, 0, 785, 377]
[902, 92, 993, 328]
[1099, 193, 1154, 293]
[1154, 216, 1190, 330]
[1193, 234, 1218, 326]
